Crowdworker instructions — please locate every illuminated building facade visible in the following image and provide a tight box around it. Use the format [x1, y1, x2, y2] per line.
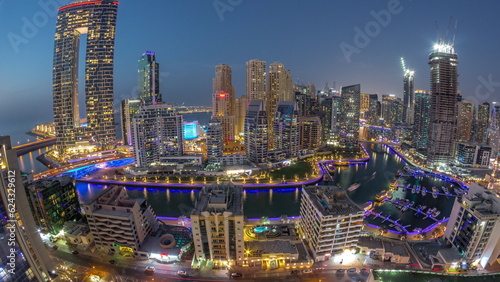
[300, 185, 364, 261]
[413, 90, 431, 149]
[474, 102, 490, 144]
[339, 84, 361, 150]
[0, 136, 55, 281]
[190, 183, 244, 265]
[132, 104, 184, 167]
[26, 175, 82, 235]
[273, 102, 299, 158]
[138, 51, 161, 104]
[246, 59, 266, 102]
[444, 182, 500, 268]
[120, 98, 141, 145]
[82, 186, 158, 257]
[244, 100, 268, 165]
[457, 100, 474, 142]
[206, 117, 223, 164]
[267, 62, 294, 146]
[455, 143, 491, 167]
[381, 94, 403, 127]
[427, 41, 459, 167]
[213, 64, 236, 141]
[53, 0, 119, 152]
[235, 95, 247, 137]
[299, 116, 322, 150]
[403, 68, 415, 124]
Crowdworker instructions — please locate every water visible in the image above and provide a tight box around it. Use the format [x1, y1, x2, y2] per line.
[18, 147, 53, 173]
[182, 112, 211, 126]
[68, 142, 456, 229]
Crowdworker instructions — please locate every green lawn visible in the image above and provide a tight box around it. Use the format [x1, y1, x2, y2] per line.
[270, 161, 314, 179]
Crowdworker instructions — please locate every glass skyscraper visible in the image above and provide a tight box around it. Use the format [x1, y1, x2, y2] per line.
[53, 0, 119, 152]
[339, 84, 361, 150]
[138, 51, 161, 104]
[427, 41, 459, 167]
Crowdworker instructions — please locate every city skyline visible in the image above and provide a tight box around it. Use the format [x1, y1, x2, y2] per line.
[2, 1, 500, 138]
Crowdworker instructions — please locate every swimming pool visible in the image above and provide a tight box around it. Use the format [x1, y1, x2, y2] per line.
[254, 226, 270, 233]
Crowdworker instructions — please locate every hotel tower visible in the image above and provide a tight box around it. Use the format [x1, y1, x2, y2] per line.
[53, 0, 119, 152]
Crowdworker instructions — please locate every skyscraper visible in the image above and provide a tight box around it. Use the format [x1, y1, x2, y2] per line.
[403, 67, 415, 124]
[381, 94, 403, 127]
[132, 104, 184, 167]
[457, 100, 474, 142]
[120, 98, 141, 145]
[246, 59, 266, 102]
[138, 51, 161, 104]
[53, 0, 119, 152]
[273, 101, 299, 158]
[267, 62, 294, 147]
[299, 116, 322, 150]
[474, 102, 490, 144]
[235, 95, 247, 138]
[244, 100, 268, 165]
[0, 136, 55, 281]
[427, 41, 459, 167]
[212, 64, 236, 141]
[413, 90, 431, 150]
[339, 84, 361, 150]
[206, 117, 223, 164]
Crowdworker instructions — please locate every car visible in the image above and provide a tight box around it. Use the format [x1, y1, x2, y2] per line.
[230, 273, 243, 278]
[71, 250, 79, 255]
[52, 245, 58, 250]
[348, 268, 357, 273]
[360, 268, 368, 273]
[302, 269, 313, 274]
[177, 270, 188, 277]
[336, 269, 345, 273]
[144, 266, 155, 273]
[109, 260, 117, 265]
[290, 270, 300, 274]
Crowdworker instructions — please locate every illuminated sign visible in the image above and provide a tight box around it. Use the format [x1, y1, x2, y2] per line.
[218, 93, 227, 98]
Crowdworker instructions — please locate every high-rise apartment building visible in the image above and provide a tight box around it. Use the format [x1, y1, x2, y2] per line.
[213, 64, 236, 141]
[235, 95, 247, 138]
[413, 90, 431, 150]
[246, 59, 266, 102]
[403, 68, 415, 124]
[455, 142, 491, 167]
[273, 102, 299, 158]
[82, 186, 158, 257]
[267, 62, 294, 147]
[190, 182, 244, 265]
[300, 185, 364, 261]
[444, 182, 500, 267]
[206, 117, 223, 164]
[427, 41, 459, 167]
[138, 51, 161, 104]
[244, 100, 268, 165]
[53, 0, 119, 152]
[381, 95, 403, 127]
[474, 102, 490, 144]
[299, 116, 322, 150]
[368, 94, 380, 124]
[339, 84, 361, 150]
[0, 136, 55, 281]
[120, 98, 141, 145]
[26, 175, 82, 235]
[132, 103, 184, 167]
[457, 100, 474, 142]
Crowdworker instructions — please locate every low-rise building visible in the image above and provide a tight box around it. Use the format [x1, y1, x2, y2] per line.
[63, 221, 94, 251]
[299, 185, 364, 261]
[455, 142, 491, 167]
[82, 186, 158, 258]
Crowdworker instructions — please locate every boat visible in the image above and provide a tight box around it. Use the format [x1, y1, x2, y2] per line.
[433, 210, 441, 217]
[432, 191, 438, 198]
[348, 183, 361, 191]
[421, 188, 427, 196]
[415, 186, 421, 193]
[432, 186, 437, 192]
[411, 185, 416, 194]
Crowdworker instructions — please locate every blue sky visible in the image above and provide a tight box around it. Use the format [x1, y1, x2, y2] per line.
[1, 0, 500, 137]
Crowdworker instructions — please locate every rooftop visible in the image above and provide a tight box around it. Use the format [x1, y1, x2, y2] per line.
[357, 236, 384, 250]
[382, 241, 409, 257]
[245, 240, 298, 256]
[303, 185, 364, 216]
[192, 182, 243, 216]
